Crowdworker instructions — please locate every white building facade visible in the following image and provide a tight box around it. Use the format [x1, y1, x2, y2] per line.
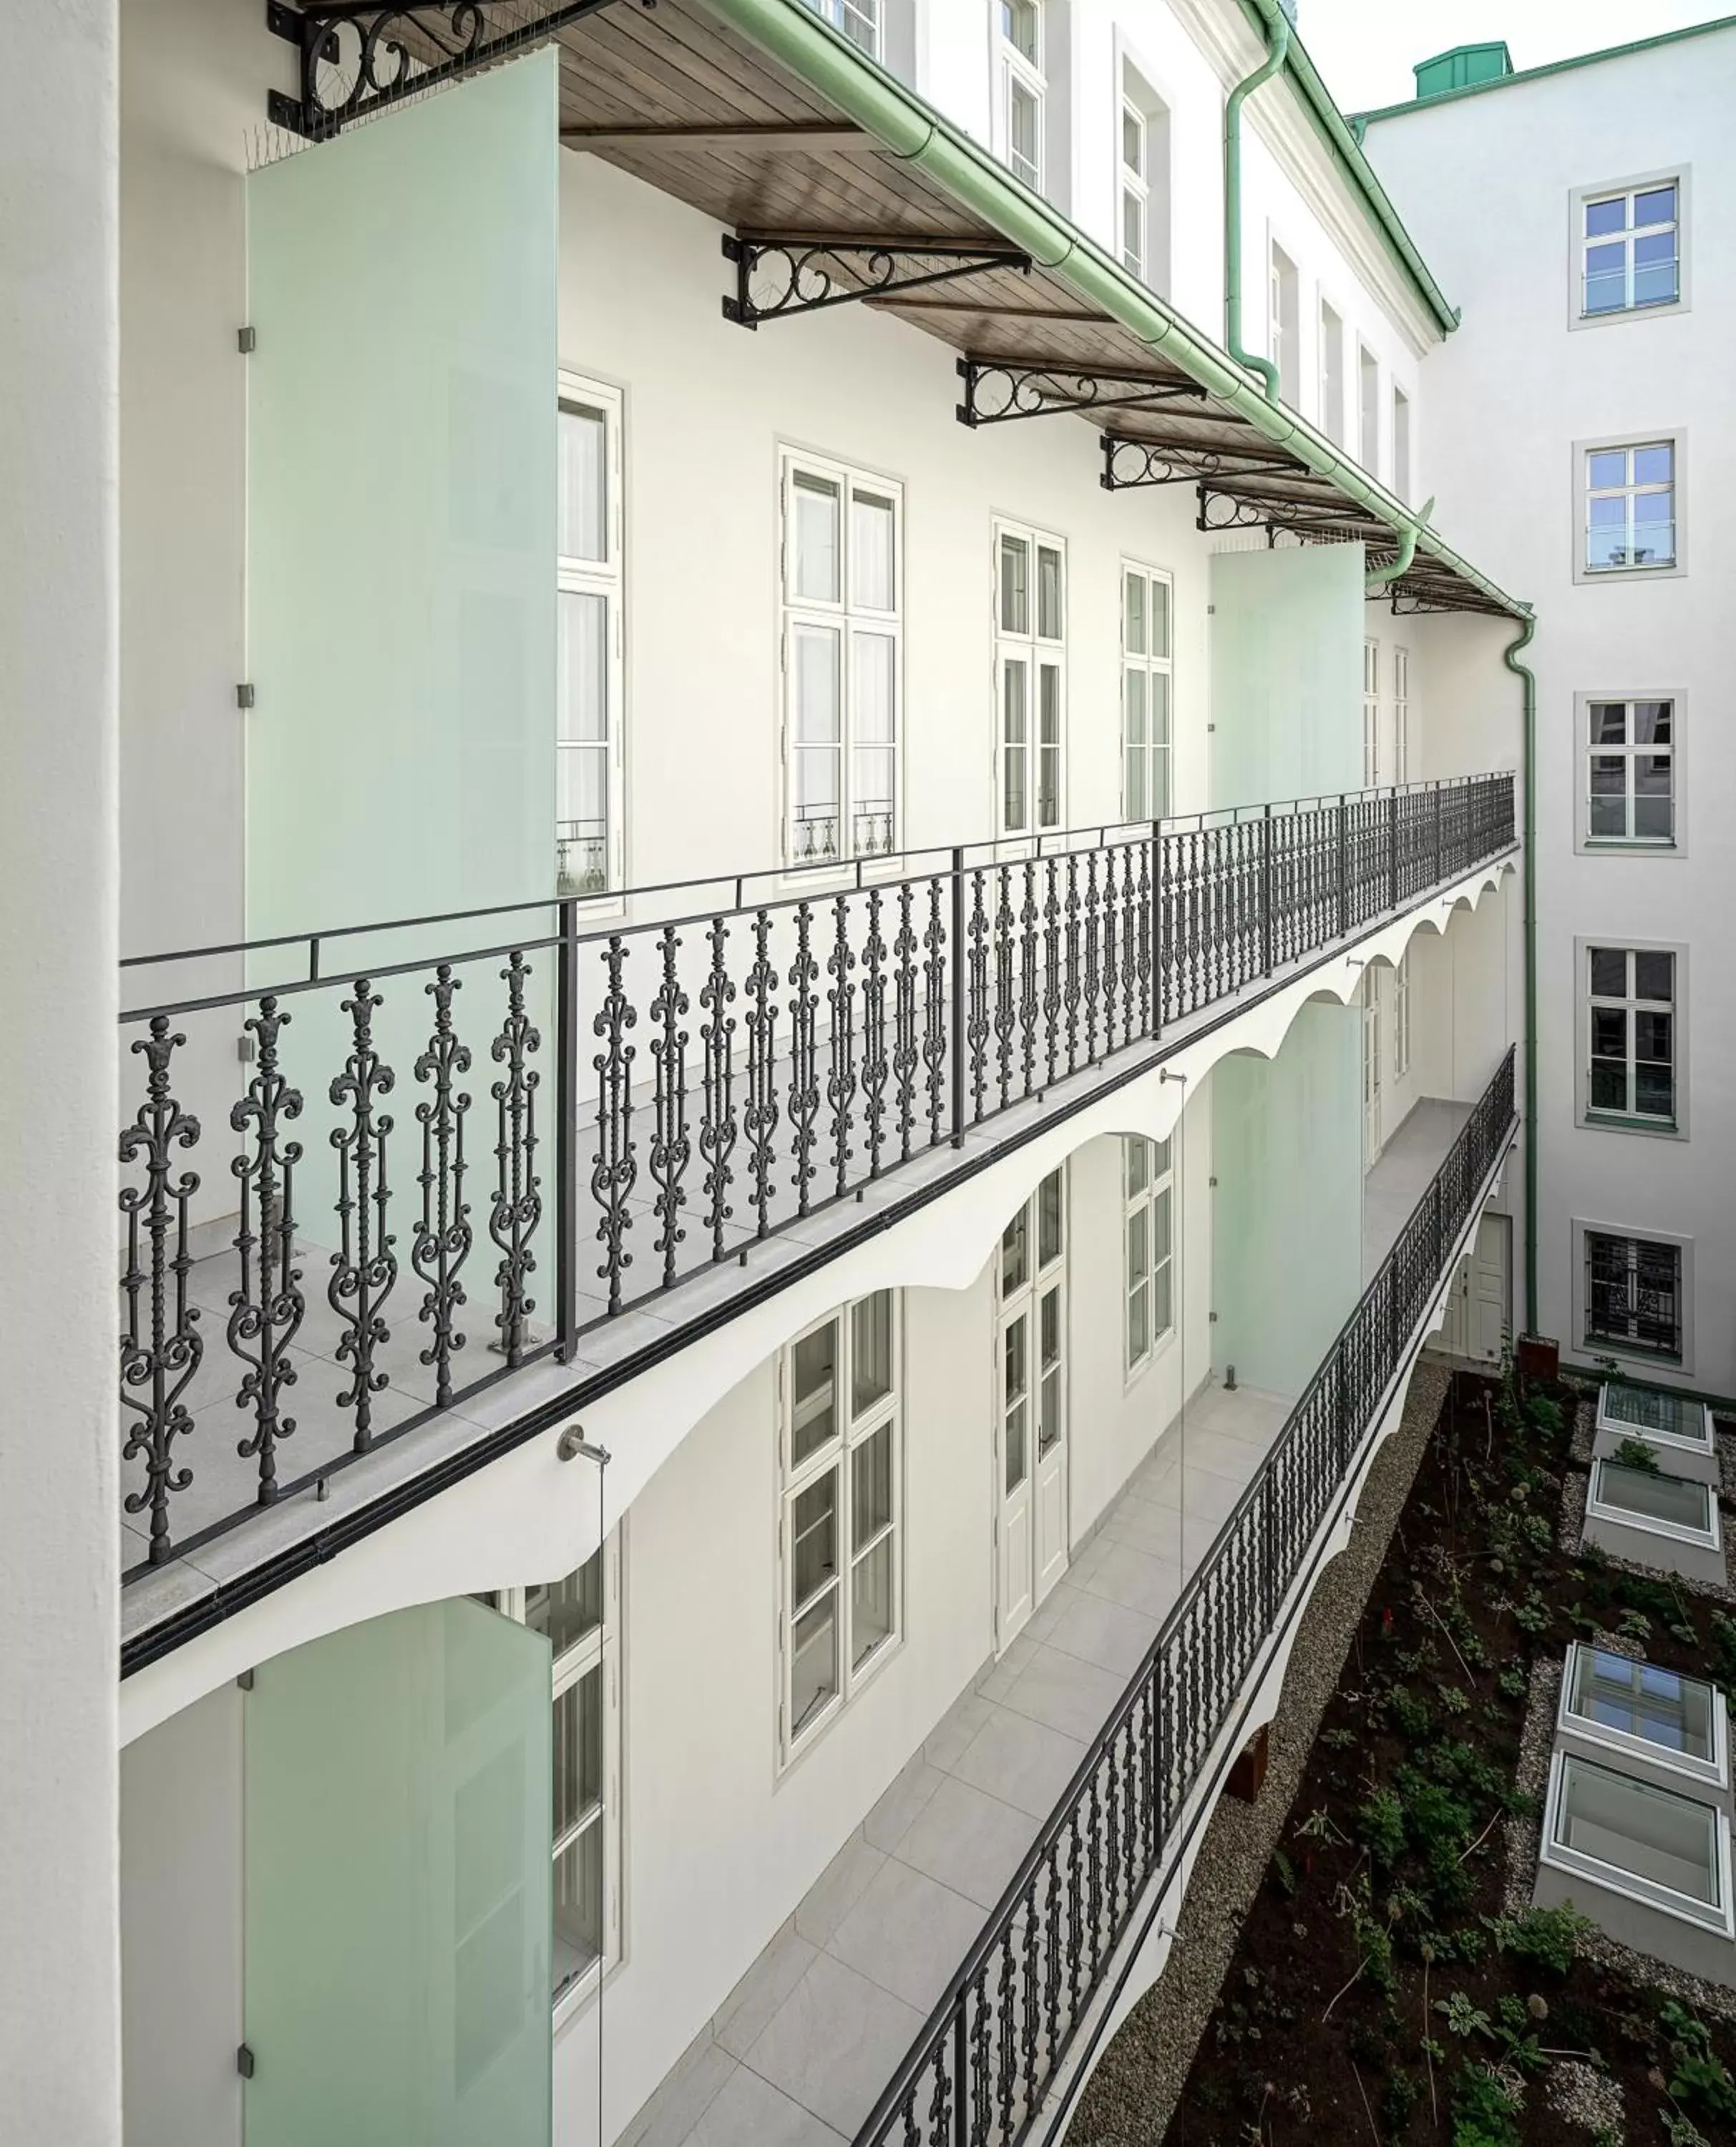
[4, 2, 1540, 2143]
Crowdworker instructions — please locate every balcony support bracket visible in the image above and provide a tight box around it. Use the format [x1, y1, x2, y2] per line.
[722, 234, 1030, 329]
[1101, 432, 1298, 492]
[957, 359, 1205, 428]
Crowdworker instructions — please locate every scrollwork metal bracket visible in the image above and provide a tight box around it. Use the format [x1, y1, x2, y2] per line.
[1100, 432, 1302, 491]
[956, 359, 1205, 428]
[722, 234, 1030, 329]
[265, 0, 644, 140]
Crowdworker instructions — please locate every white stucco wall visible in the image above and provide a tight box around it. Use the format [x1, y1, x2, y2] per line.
[1365, 29, 1735, 1388]
[0, 1, 122, 2137]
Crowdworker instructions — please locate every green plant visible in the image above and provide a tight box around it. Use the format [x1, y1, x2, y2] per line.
[1358, 1788, 1407, 1866]
[1709, 1611, 1736, 1696]
[1669, 2056, 1736, 2124]
[1449, 2063, 1522, 2147]
[1381, 2065, 1421, 2136]
[1483, 1902, 1594, 1977]
[1496, 1663, 1528, 1700]
[1662, 2113, 1710, 2147]
[1513, 1589, 1550, 1636]
[1616, 1607, 1654, 1641]
[1297, 1805, 1349, 1847]
[1436, 1683, 1471, 1716]
[1269, 1847, 1297, 1897]
[1492, 1995, 1549, 2075]
[1437, 1991, 1493, 2039]
[1526, 1392, 1566, 1434]
[1612, 1436, 1661, 1474]
[1387, 1686, 1434, 1739]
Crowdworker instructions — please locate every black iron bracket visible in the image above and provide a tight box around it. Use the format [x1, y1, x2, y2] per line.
[1193, 483, 1373, 544]
[722, 235, 1030, 328]
[265, 0, 642, 140]
[1099, 433, 1300, 491]
[955, 359, 1205, 428]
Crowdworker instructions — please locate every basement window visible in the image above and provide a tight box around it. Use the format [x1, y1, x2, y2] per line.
[1542, 1751, 1732, 1933]
[1587, 1459, 1720, 1553]
[1596, 1381, 1712, 1457]
[1561, 1643, 1726, 1789]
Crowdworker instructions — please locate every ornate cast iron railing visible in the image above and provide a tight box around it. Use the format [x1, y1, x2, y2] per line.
[852, 1045, 1518, 2147]
[117, 774, 1513, 1574]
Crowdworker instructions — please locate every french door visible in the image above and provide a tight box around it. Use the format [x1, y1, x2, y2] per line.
[1362, 972, 1384, 1166]
[994, 1167, 1068, 1650]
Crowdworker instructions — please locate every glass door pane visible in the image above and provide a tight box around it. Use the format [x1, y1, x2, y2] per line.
[1003, 1315, 1029, 1491]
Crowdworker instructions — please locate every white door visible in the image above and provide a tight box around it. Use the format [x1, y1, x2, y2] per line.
[1362, 974, 1383, 1166]
[995, 1167, 1068, 1649]
[1469, 1214, 1509, 1363]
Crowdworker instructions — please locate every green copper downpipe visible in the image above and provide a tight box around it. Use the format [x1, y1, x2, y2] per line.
[1365, 495, 1434, 595]
[690, 0, 1524, 621]
[1224, 10, 1290, 401]
[1503, 609, 1539, 1335]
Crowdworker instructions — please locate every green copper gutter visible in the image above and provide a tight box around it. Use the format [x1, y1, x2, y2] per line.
[1224, 8, 1289, 401]
[1365, 495, 1433, 595]
[1237, 0, 1460, 336]
[691, 0, 1521, 620]
[1503, 610, 1538, 1335]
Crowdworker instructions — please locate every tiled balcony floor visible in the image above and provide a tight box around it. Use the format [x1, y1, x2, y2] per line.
[1363, 1096, 1474, 1282]
[623, 1381, 1294, 2147]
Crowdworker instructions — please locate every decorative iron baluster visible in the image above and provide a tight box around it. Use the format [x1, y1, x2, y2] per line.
[227, 996, 306, 1501]
[992, 863, 1016, 1111]
[649, 925, 691, 1288]
[119, 1016, 203, 1564]
[1062, 854, 1082, 1074]
[487, 952, 543, 1359]
[1040, 1838, 1063, 2076]
[1081, 847, 1101, 1066]
[1101, 846, 1120, 1056]
[789, 904, 821, 1214]
[328, 979, 397, 1446]
[409, 968, 471, 1407]
[969, 1968, 991, 2147]
[589, 938, 634, 1313]
[826, 893, 857, 1198]
[1042, 855, 1062, 1088]
[892, 882, 918, 1164]
[995, 1930, 1018, 2139]
[699, 916, 738, 1264]
[922, 876, 948, 1149]
[1119, 841, 1138, 1045]
[966, 869, 990, 1126]
[1137, 835, 1154, 1038]
[744, 912, 779, 1236]
[862, 888, 889, 1180]
[1017, 860, 1039, 1101]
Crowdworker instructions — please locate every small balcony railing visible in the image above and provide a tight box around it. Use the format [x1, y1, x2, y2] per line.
[118, 774, 1513, 1577]
[853, 1045, 1518, 2147]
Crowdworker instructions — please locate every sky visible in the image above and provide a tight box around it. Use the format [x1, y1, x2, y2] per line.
[1287, 0, 1725, 115]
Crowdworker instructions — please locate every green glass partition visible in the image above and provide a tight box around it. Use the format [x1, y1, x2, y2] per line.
[1211, 1002, 1362, 1398]
[1207, 544, 1365, 808]
[244, 1597, 552, 2146]
[245, 51, 559, 943]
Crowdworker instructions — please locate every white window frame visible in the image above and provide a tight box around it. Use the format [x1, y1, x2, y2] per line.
[1580, 939, 1684, 1137]
[1123, 1134, 1174, 1382]
[1589, 1457, 1720, 1554]
[1119, 94, 1147, 281]
[1575, 1220, 1692, 1372]
[1393, 950, 1411, 1079]
[1595, 1381, 1712, 1459]
[557, 372, 625, 899]
[1391, 646, 1410, 784]
[1559, 1643, 1729, 1791]
[1120, 559, 1171, 824]
[804, 0, 879, 59]
[777, 1292, 903, 1766]
[1575, 431, 1684, 583]
[995, 518, 1066, 839]
[1317, 296, 1345, 446]
[780, 447, 904, 866]
[1571, 167, 1689, 328]
[1268, 237, 1299, 407]
[1357, 342, 1380, 476]
[1392, 384, 1411, 502]
[1578, 691, 1679, 853]
[1541, 1751, 1733, 1937]
[484, 1532, 624, 2027]
[1362, 637, 1380, 789]
[995, 0, 1045, 193]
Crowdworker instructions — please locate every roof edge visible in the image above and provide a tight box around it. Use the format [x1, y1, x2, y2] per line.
[1354, 13, 1736, 127]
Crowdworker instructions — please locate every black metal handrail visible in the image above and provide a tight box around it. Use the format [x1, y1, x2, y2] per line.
[851, 1046, 1518, 2147]
[117, 774, 1514, 1575]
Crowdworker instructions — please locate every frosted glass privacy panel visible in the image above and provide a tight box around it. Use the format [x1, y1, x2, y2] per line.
[244, 1597, 553, 2146]
[1206, 542, 1365, 808]
[246, 52, 559, 941]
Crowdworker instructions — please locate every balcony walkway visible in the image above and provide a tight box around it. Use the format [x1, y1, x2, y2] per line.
[620, 1095, 1481, 2147]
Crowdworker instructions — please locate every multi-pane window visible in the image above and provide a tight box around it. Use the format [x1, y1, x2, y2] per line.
[1587, 698, 1674, 844]
[1584, 442, 1676, 573]
[1358, 345, 1379, 474]
[997, 0, 1045, 192]
[996, 522, 1065, 837]
[1120, 97, 1147, 280]
[1123, 1136, 1174, 1376]
[780, 1292, 901, 1758]
[1392, 646, 1410, 783]
[1393, 385, 1411, 502]
[804, 0, 878, 57]
[482, 1537, 622, 2015]
[1394, 950, 1411, 1079]
[1121, 563, 1171, 822]
[1269, 243, 1299, 406]
[781, 452, 902, 863]
[1581, 180, 1679, 316]
[557, 376, 625, 896]
[1587, 946, 1676, 1126]
[1585, 1231, 1682, 1359]
[1318, 301, 1345, 445]
[1362, 638, 1380, 788]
